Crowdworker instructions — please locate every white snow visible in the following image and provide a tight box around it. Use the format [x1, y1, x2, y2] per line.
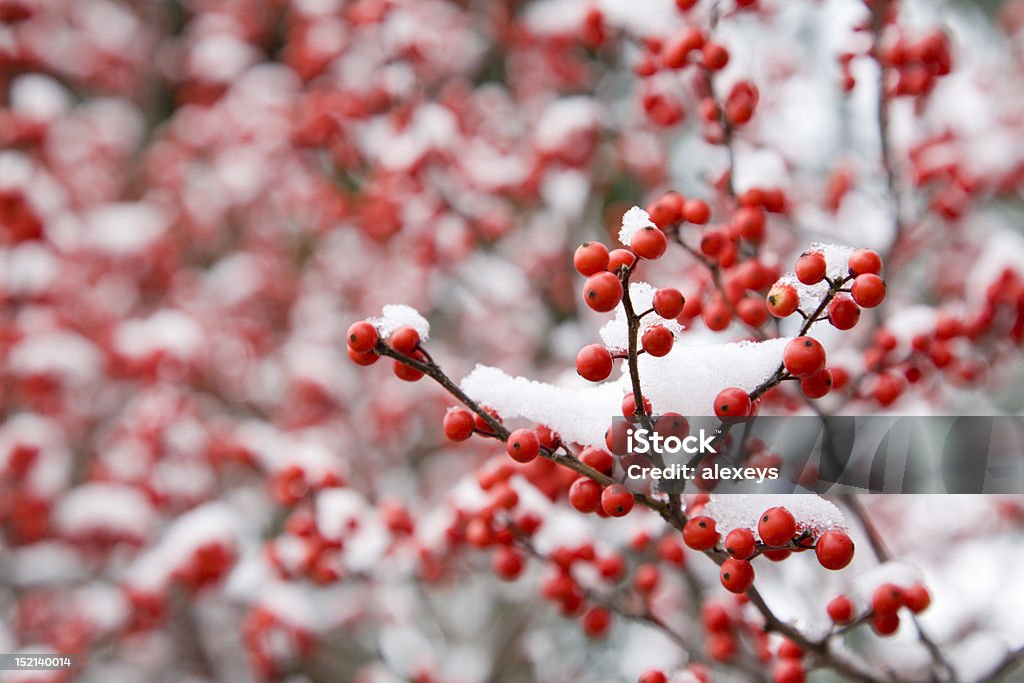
[8, 331, 103, 381]
[600, 281, 685, 351]
[369, 304, 431, 341]
[81, 202, 170, 255]
[775, 241, 856, 315]
[9, 74, 71, 120]
[617, 206, 656, 247]
[114, 309, 204, 360]
[460, 336, 787, 448]
[54, 483, 157, 540]
[702, 493, 847, 537]
[966, 227, 1024, 305]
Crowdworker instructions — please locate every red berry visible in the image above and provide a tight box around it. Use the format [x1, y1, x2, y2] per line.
[815, 529, 855, 570]
[576, 344, 614, 382]
[607, 248, 637, 272]
[783, 337, 827, 378]
[582, 606, 612, 638]
[597, 553, 625, 580]
[653, 412, 689, 440]
[653, 288, 686, 319]
[633, 563, 661, 594]
[800, 368, 833, 399]
[641, 325, 674, 357]
[492, 546, 525, 580]
[871, 583, 904, 615]
[506, 428, 540, 463]
[773, 659, 805, 683]
[393, 358, 425, 381]
[390, 326, 421, 354]
[347, 321, 378, 353]
[795, 251, 827, 285]
[574, 242, 610, 276]
[348, 347, 380, 366]
[828, 295, 861, 330]
[737, 297, 769, 328]
[764, 548, 791, 561]
[701, 602, 732, 632]
[903, 584, 931, 613]
[851, 273, 886, 308]
[724, 527, 756, 560]
[621, 392, 652, 417]
[848, 248, 882, 276]
[778, 639, 803, 659]
[684, 198, 711, 224]
[767, 283, 800, 317]
[675, 0, 698, 10]
[474, 407, 502, 434]
[639, 671, 668, 683]
[735, 206, 766, 241]
[647, 192, 686, 227]
[683, 516, 720, 550]
[583, 272, 624, 312]
[827, 594, 855, 623]
[702, 42, 730, 70]
[703, 297, 733, 331]
[662, 28, 704, 68]
[580, 447, 614, 475]
[656, 536, 685, 565]
[871, 611, 901, 635]
[601, 484, 635, 517]
[707, 633, 737, 662]
[758, 507, 796, 547]
[569, 477, 603, 513]
[720, 558, 754, 593]
[714, 387, 752, 422]
[632, 226, 668, 260]
[701, 229, 726, 257]
[443, 408, 475, 441]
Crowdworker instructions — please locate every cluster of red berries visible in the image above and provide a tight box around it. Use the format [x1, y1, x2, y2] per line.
[265, 509, 345, 585]
[827, 580, 931, 637]
[346, 321, 433, 382]
[682, 506, 855, 594]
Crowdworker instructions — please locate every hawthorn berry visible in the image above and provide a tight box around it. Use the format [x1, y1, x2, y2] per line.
[827, 594, 855, 623]
[653, 287, 685, 319]
[582, 606, 612, 638]
[758, 507, 796, 547]
[772, 659, 806, 683]
[848, 248, 882, 276]
[683, 515, 720, 550]
[574, 242, 610, 276]
[872, 583, 904, 615]
[714, 387, 752, 422]
[828, 295, 861, 330]
[607, 248, 637, 272]
[576, 344, 614, 382]
[851, 273, 886, 308]
[569, 477, 603, 513]
[621, 392, 652, 417]
[506, 428, 540, 464]
[653, 412, 689, 439]
[795, 251, 827, 285]
[767, 283, 800, 317]
[735, 206, 766, 241]
[346, 321, 378, 353]
[783, 337, 827, 378]
[724, 527, 756, 560]
[641, 325, 674, 357]
[601, 484, 635, 517]
[701, 229, 727, 257]
[800, 368, 833, 399]
[390, 326, 421, 354]
[814, 529, 855, 570]
[720, 557, 755, 593]
[443, 408, 475, 441]
[583, 272, 624, 312]
[903, 584, 931, 613]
